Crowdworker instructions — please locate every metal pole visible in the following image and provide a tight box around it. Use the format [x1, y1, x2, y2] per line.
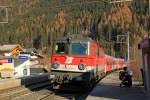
[6, 7, 8, 23]
[127, 32, 130, 65]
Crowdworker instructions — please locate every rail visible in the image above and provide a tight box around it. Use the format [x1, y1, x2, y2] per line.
[0, 73, 54, 100]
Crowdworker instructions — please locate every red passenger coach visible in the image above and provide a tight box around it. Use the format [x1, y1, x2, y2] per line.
[50, 34, 125, 88]
[105, 55, 113, 72]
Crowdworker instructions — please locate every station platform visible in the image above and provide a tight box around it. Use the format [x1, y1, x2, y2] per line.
[86, 71, 150, 100]
[0, 73, 50, 91]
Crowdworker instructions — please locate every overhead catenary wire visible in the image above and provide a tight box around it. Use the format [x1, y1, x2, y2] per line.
[49, 0, 132, 9]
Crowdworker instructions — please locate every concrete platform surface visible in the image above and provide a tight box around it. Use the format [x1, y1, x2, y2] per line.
[0, 79, 21, 91]
[86, 71, 150, 100]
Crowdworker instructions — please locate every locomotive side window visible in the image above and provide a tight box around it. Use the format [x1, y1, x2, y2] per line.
[71, 43, 88, 55]
[54, 43, 69, 54]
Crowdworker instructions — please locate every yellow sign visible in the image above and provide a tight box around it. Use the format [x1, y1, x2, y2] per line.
[0, 58, 14, 78]
[11, 45, 23, 55]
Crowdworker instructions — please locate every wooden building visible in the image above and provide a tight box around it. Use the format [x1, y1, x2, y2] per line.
[0, 44, 24, 56]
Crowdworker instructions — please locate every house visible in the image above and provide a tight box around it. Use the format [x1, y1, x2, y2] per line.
[0, 44, 24, 56]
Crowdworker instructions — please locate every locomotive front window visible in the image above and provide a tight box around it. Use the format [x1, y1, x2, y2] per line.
[71, 43, 88, 55]
[54, 43, 69, 54]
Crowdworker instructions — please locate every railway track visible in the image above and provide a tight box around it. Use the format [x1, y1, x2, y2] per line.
[0, 73, 55, 100]
[0, 87, 54, 99]
[0, 85, 89, 100]
[53, 88, 92, 100]
[51, 71, 117, 100]
[0, 71, 108, 100]
[0, 83, 54, 100]
[51, 81, 98, 100]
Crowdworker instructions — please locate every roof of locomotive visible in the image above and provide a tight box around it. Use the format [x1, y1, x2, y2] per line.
[55, 34, 93, 43]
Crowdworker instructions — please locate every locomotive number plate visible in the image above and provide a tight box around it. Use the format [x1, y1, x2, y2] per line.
[62, 65, 77, 70]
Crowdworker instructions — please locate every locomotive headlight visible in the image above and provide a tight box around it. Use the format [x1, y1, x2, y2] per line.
[78, 63, 86, 70]
[52, 62, 60, 69]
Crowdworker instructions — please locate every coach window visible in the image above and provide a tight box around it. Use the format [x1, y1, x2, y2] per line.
[99, 50, 104, 57]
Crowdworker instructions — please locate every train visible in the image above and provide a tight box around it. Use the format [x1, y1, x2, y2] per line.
[50, 34, 125, 88]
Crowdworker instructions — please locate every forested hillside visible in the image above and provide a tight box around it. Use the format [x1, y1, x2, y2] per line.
[0, 0, 149, 59]
[0, 0, 107, 47]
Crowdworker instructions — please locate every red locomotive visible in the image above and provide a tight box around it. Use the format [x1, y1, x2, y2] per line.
[50, 34, 125, 88]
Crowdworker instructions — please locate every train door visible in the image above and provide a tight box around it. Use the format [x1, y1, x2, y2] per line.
[112, 58, 116, 70]
[98, 47, 105, 74]
[94, 43, 100, 80]
[106, 56, 113, 72]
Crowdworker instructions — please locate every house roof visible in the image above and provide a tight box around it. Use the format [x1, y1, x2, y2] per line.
[23, 48, 37, 53]
[0, 44, 22, 51]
